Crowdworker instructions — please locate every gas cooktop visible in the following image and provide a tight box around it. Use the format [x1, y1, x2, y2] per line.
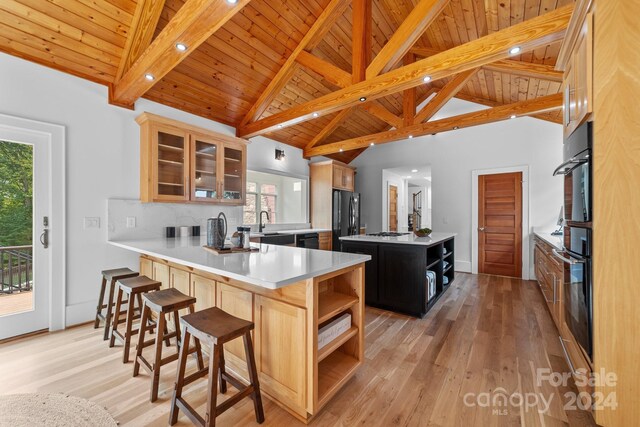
[366, 232, 410, 237]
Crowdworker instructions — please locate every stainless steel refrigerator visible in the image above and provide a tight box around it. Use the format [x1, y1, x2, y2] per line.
[332, 189, 361, 250]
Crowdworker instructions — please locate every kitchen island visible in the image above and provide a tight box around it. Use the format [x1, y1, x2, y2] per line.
[340, 232, 455, 317]
[109, 237, 370, 423]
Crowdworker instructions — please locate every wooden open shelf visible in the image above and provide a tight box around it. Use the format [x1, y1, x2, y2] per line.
[426, 258, 440, 269]
[318, 350, 360, 407]
[317, 326, 358, 362]
[318, 292, 358, 324]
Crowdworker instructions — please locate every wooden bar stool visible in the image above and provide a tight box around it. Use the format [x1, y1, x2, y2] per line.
[169, 307, 265, 427]
[109, 275, 161, 363]
[94, 268, 139, 340]
[133, 288, 205, 402]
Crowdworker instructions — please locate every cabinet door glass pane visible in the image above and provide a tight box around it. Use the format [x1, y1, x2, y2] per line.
[194, 139, 217, 200]
[157, 131, 186, 197]
[223, 146, 243, 200]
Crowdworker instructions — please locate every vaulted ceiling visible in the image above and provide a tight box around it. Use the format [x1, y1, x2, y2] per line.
[0, 0, 572, 163]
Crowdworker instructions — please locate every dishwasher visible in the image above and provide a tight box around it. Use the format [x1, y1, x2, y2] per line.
[296, 233, 319, 249]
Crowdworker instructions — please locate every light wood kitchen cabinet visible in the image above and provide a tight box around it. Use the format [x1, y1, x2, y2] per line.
[534, 235, 592, 395]
[332, 164, 355, 191]
[192, 274, 216, 311]
[254, 295, 307, 411]
[311, 160, 357, 230]
[558, 7, 593, 138]
[138, 113, 247, 205]
[140, 257, 153, 279]
[216, 282, 254, 371]
[152, 262, 170, 290]
[318, 231, 332, 251]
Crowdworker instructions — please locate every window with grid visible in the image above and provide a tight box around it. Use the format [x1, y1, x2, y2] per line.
[243, 182, 278, 225]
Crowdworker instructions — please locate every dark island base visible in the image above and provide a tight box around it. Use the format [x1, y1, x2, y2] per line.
[341, 237, 455, 318]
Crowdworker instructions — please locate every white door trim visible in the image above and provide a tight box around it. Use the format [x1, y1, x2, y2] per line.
[471, 165, 530, 280]
[0, 113, 66, 331]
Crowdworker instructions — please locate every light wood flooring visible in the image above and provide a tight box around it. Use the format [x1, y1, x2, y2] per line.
[0, 291, 32, 317]
[0, 274, 596, 426]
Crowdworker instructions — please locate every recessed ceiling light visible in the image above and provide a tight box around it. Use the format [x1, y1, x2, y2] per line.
[359, 97, 367, 102]
[453, 126, 459, 130]
[339, 148, 344, 152]
[313, 112, 319, 117]
[226, 0, 238, 4]
[408, 135, 413, 139]
[144, 73, 154, 81]
[510, 114, 517, 119]
[411, 169, 418, 173]
[277, 124, 283, 129]
[175, 43, 188, 52]
[370, 142, 374, 146]
[509, 46, 521, 55]
[407, 176, 412, 179]
[423, 76, 432, 83]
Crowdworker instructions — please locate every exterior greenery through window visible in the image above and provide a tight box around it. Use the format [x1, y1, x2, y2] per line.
[244, 182, 278, 225]
[0, 140, 33, 247]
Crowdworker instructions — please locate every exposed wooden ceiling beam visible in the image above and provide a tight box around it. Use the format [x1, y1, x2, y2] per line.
[295, 51, 402, 128]
[454, 92, 563, 124]
[238, 0, 350, 127]
[366, 0, 449, 78]
[414, 68, 478, 123]
[115, 0, 166, 82]
[403, 53, 417, 127]
[305, 108, 354, 149]
[360, 102, 403, 128]
[352, 0, 372, 84]
[410, 46, 563, 82]
[303, 93, 563, 157]
[236, 4, 573, 138]
[111, 0, 251, 107]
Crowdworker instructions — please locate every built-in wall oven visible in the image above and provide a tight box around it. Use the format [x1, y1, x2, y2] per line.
[553, 121, 593, 359]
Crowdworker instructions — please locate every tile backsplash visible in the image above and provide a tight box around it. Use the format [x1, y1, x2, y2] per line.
[107, 198, 242, 241]
[107, 198, 313, 241]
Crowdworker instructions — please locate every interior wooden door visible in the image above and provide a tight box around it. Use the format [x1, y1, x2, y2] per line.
[388, 185, 398, 232]
[478, 172, 522, 278]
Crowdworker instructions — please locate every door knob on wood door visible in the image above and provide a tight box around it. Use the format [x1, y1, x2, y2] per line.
[478, 227, 485, 231]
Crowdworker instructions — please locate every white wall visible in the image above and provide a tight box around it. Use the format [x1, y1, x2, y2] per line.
[352, 98, 563, 273]
[0, 53, 309, 325]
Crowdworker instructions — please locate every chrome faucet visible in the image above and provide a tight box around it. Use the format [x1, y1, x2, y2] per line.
[259, 210, 270, 233]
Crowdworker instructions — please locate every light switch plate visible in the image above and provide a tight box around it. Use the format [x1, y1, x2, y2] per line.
[126, 217, 136, 228]
[84, 217, 100, 229]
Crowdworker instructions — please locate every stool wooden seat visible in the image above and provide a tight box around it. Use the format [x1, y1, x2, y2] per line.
[134, 288, 204, 402]
[169, 307, 264, 427]
[94, 268, 139, 340]
[109, 276, 161, 363]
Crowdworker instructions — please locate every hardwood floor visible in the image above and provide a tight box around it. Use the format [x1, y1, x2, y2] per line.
[0, 274, 596, 426]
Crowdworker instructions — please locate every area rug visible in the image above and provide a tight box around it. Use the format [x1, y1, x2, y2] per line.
[0, 393, 118, 426]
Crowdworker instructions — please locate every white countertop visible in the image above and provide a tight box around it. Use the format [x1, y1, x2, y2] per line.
[340, 232, 456, 246]
[109, 237, 369, 289]
[250, 228, 330, 238]
[533, 231, 564, 251]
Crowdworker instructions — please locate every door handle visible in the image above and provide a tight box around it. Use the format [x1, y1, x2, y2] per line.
[478, 227, 485, 232]
[40, 216, 49, 249]
[552, 248, 585, 265]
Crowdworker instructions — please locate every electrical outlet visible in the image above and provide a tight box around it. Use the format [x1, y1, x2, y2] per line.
[126, 216, 136, 228]
[84, 217, 100, 229]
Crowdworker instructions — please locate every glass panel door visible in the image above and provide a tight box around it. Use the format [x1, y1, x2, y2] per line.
[191, 135, 218, 201]
[222, 145, 243, 201]
[155, 127, 187, 200]
[0, 140, 33, 317]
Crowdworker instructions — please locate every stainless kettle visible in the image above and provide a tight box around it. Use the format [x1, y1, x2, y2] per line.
[207, 212, 227, 249]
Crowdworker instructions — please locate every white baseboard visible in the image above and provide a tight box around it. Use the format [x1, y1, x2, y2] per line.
[454, 260, 471, 273]
[65, 300, 95, 327]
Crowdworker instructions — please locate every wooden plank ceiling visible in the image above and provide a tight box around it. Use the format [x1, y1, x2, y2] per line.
[0, 0, 572, 163]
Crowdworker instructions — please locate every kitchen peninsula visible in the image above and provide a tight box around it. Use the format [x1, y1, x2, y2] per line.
[340, 232, 455, 318]
[109, 237, 370, 423]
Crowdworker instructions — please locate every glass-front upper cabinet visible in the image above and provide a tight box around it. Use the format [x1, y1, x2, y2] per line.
[191, 134, 219, 202]
[221, 143, 244, 202]
[138, 113, 247, 204]
[153, 125, 189, 202]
